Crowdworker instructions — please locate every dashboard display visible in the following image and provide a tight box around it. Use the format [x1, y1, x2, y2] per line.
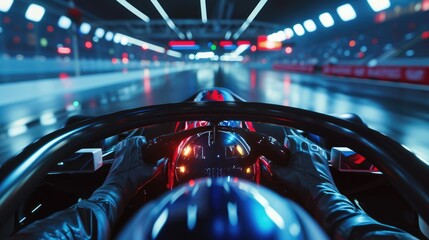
[175, 130, 253, 183]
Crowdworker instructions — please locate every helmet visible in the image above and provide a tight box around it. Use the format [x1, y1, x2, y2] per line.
[193, 89, 235, 102]
[118, 178, 328, 240]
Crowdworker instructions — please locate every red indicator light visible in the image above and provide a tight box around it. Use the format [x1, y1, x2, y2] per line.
[422, 31, 429, 39]
[47, 26, 54, 32]
[111, 58, 118, 64]
[27, 23, 34, 30]
[349, 40, 356, 47]
[59, 73, 69, 79]
[57, 47, 71, 54]
[358, 52, 364, 58]
[84, 41, 92, 49]
[122, 58, 129, 64]
[189, 179, 195, 187]
[250, 45, 257, 52]
[237, 40, 251, 46]
[374, 12, 386, 23]
[169, 40, 196, 46]
[285, 46, 293, 54]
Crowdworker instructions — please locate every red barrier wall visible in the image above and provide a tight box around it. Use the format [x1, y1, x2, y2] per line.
[272, 64, 315, 73]
[322, 65, 429, 85]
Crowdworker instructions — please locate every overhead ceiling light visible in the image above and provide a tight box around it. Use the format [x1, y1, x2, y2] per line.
[95, 28, 105, 38]
[367, 0, 391, 12]
[231, 44, 250, 56]
[293, 24, 305, 36]
[151, 0, 185, 39]
[303, 19, 317, 32]
[186, 31, 193, 40]
[220, 55, 244, 62]
[284, 28, 294, 39]
[276, 30, 286, 41]
[0, 0, 14, 13]
[105, 31, 114, 41]
[233, 0, 268, 39]
[319, 12, 335, 28]
[116, 0, 150, 22]
[166, 50, 182, 58]
[225, 31, 232, 40]
[113, 33, 123, 43]
[80, 23, 91, 34]
[58, 16, 72, 29]
[120, 36, 129, 45]
[196, 52, 215, 59]
[25, 4, 45, 22]
[200, 0, 207, 23]
[337, 4, 357, 22]
[124, 33, 182, 58]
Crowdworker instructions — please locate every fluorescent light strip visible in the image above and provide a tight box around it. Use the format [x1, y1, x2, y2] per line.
[233, 0, 268, 39]
[225, 31, 232, 40]
[151, 0, 185, 39]
[232, 44, 250, 56]
[124, 34, 182, 58]
[200, 0, 207, 23]
[196, 52, 215, 59]
[116, 0, 150, 22]
[166, 50, 182, 58]
[125, 35, 165, 53]
[186, 31, 193, 39]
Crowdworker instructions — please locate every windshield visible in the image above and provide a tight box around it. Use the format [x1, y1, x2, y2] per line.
[0, 0, 428, 166]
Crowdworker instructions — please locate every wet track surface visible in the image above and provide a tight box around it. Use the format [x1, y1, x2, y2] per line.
[1, 64, 429, 166]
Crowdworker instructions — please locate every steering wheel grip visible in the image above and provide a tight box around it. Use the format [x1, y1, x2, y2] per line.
[256, 135, 290, 166]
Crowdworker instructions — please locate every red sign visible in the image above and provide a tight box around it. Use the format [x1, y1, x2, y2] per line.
[257, 36, 282, 51]
[168, 41, 196, 47]
[322, 65, 429, 84]
[273, 64, 315, 73]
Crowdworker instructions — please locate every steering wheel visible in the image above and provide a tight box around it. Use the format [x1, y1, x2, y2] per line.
[142, 125, 290, 188]
[0, 101, 428, 228]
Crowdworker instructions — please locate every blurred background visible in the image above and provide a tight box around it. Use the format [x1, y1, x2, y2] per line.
[0, 0, 428, 165]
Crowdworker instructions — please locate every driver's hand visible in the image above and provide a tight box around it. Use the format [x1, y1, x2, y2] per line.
[270, 138, 419, 240]
[106, 136, 155, 192]
[271, 148, 337, 211]
[89, 136, 155, 225]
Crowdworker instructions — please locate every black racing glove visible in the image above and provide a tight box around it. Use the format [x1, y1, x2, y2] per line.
[11, 136, 155, 240]
[271, 137, 417, 239]
[88, 136, 155, 226]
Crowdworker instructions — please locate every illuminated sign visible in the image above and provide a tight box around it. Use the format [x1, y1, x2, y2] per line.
[257, 35, 282, 51]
